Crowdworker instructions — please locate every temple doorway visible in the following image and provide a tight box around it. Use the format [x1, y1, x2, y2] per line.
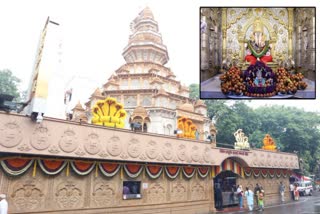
[214, 170, 239, 208]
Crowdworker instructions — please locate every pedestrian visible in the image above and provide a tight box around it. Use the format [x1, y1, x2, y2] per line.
[279, 181, 285, 203]
[289, 183, 295, 200]
[0, 194, 8, 214]
[244, 187, 254, 211]
[294, 184, 299, 201]
[258, 187, 265, 211]
[237, 185, 244, 208]
[215, 185, 223, 210]
[254, 183, 260, 208]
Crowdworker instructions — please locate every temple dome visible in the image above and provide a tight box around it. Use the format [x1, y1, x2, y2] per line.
[179, 103, 194, 112]
[195, 99, 206, 107]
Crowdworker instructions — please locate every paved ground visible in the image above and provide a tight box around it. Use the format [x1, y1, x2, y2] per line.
[216, 190, 320, 214]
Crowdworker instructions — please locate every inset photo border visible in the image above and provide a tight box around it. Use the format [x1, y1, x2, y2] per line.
[200, 7, 316, 99]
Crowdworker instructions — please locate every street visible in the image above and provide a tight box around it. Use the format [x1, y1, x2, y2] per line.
[216, 190, 320, 214]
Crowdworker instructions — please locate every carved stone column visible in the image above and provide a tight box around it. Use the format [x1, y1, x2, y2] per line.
[201, 16, 209, 70]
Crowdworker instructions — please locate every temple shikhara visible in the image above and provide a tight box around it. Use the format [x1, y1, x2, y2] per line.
[200, 8, 315, 98]
[0, 7, 301, 214]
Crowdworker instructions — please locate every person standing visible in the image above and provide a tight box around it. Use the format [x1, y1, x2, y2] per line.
[245, 187, 254, 211]
[258, 187, 265, 211]
[215, 185, 223, 210]
[294, 184, 299, 201]
[279, 181, 285, 203]
[0, 194, 8, 214]
[289, 183, 295, 200]
[237, 185, 244, 208]
[253, 183, 260, 209]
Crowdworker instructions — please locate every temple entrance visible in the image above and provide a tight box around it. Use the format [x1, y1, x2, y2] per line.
[214, 170, 239, 209]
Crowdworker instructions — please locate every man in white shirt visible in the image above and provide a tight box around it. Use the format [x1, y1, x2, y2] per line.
[289, 183, 295, 200]
[0, 194, 8, 214]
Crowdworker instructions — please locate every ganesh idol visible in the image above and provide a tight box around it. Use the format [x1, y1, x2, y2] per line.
[244, 18, 273, 65]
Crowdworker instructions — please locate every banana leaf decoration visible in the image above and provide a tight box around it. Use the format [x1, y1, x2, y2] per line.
[91, 97, 127, 128]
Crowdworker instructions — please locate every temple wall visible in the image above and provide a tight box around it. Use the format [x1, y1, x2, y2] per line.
[0, 168, 213, 214]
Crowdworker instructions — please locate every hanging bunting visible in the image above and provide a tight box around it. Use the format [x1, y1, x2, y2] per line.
[244, 167, 252, 177]
[261, 169, 268, 178]
[252, 169, 260, 177]
[71, 161, 95, 176]
[282, 169, 288, 178]
[146, 165, 163, 179]
[1, 158, 34, 176]
[99, 162, 121, 178]
[38, 159, 67, 175]
[124, 164, 143, 178]
[182, 166, 196, 179]
[165, 166, 180, 179]
[198, 167, 210, 178]
[268, 169, 275, 178]
[275, 169, 282, 178]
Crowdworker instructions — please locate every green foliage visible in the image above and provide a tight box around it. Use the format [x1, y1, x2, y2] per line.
[0, 69, 21, 100]
[208, 100, 320, 175]
[188, 84, 199, 100]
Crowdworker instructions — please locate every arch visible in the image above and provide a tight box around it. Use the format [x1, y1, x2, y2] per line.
[214, 157, 249, 178]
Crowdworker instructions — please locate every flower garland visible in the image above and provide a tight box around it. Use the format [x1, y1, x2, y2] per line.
[98, 162, 120, 177]
[38, 159, 67, 175]
[70, 161, 95, 176]
[0, 158, 34, 176]
[253, 169, 260, 177]
[244, 168, 252, 177]
[260, 169, 268, 178]
[165, 166, 180, 179]
[124, 164, 144, 178]
[146, 165, 163, 179]
[182, 166, 196, 179]
[198, 167, 210, 179]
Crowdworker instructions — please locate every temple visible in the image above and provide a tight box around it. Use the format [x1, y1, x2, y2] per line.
[80, 7, 211, 139]
[200, 8, 315, 98]
[0, 7, 301, 214]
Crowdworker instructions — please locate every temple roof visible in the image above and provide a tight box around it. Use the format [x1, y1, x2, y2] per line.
[179, 102, 194, 113]
[73, 101, 85, 112]
[195, 99, 206, 108]
[122, 7, 169, 65]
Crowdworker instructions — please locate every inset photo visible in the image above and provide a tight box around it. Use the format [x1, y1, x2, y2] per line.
[200, 8, 316, 99]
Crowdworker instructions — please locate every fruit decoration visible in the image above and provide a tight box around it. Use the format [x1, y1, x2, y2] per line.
[220, 61, 308, 97]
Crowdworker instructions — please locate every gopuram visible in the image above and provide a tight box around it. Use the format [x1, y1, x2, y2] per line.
[0, 7, 299, 214]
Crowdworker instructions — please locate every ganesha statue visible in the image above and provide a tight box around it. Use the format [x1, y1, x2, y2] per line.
[245, 18, 273, 65]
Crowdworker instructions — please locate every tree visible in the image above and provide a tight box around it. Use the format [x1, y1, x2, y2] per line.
[0, 69, 21, 100]
[189, 84, 199, 100]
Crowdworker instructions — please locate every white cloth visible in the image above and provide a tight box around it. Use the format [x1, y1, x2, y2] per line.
[0, 199, 8, 214]
[290, 184, 294, 191]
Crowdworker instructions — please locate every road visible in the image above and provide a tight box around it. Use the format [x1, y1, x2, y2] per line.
[216, 190, 320, 214]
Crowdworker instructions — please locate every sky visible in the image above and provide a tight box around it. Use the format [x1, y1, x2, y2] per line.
[0, 0, 318, 113]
